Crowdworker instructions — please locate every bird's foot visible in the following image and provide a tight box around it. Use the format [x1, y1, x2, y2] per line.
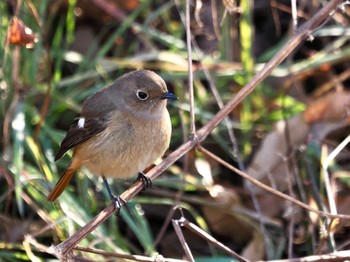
[137, 172, 152, 190]
[110, 194, 126, 215]
[102, 176, 126, 215]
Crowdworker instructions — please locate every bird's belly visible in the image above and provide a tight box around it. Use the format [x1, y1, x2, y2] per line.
[75, 117, 170, 179]
[83, 152, 140, 178]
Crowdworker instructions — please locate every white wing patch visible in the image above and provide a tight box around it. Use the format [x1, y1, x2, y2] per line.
[78, 117, 85, 128]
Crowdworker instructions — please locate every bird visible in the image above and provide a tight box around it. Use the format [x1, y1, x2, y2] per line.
[47, 70, 177, 209]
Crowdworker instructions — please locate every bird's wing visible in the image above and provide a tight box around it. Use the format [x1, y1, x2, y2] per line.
[54, 116, 108, 161]
[55, 80, 126, 161]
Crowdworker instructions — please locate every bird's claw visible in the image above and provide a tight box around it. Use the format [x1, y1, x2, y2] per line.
[110, 194, 126, 215]
[137, 172, 152, 190]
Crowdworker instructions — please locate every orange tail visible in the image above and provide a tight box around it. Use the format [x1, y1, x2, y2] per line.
[47, 160, 81, 201]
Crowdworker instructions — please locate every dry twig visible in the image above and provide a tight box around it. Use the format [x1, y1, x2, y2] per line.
[74, 245, 186, 262]
[172, 215, 249, 262]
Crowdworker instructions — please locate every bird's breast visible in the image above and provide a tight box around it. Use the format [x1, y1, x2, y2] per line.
[75, 111, 171, 179]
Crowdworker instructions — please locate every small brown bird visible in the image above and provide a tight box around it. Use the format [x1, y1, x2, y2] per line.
[47, 70, 176, 208]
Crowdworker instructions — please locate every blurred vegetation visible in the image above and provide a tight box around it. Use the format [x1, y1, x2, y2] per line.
[1, 0, 350, 261]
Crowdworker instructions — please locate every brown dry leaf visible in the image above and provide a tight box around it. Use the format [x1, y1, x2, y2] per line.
[254, 194, 285, 218]
[245, 114, 310, 193]
[241, 230, 265, 261]
[222, 0, 242, 14]
[117, 0, 140, 11]
[247, 92, 350, 194]
[203, 185, 266, 260]
[202, 205, 254, 245]
[6, 16, 39, 49]
[335, 193, 350, 228]
[195, 157, 213, 186]
[203, 184, 254, 245]
[333, 171, 350, 227]
[303, 91, 350, 124]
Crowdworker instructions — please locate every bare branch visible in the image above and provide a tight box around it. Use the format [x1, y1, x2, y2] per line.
[177, 217, 249, 262]
[185, 0, 196, 135]
[198, 145, 350, 220]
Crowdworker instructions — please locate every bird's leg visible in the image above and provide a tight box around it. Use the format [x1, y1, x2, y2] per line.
[137, 172, 152, 190]
[102, 176, 125, 214]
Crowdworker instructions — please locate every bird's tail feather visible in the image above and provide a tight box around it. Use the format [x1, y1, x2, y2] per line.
[47, 166, 77, 202]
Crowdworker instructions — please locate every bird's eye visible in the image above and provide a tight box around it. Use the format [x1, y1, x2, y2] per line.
[136, 90, 148, 101]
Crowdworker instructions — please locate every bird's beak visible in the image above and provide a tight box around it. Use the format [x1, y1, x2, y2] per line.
[160, 92, 178, 100]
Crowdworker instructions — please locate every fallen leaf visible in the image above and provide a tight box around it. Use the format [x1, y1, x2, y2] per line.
[6, 16, 39, 49]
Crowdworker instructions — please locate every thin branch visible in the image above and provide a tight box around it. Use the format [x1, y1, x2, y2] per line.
[53, 0, 346, 259]
[74, 245, 186, 262]
[175, 0, 245, 170]
[291, 0, 298, 30]
[153, 200, 178, 248]
[323, 134, 350, 169]
[185, 0, 196, 135]
[197, 0, 345, 140]
[192, 38, 245, 169]
[198, 145, 350, 220]
[270, 250, 350, 262]
[175, 0, 245, 169]
[321, 145, 338, 216]
[25, 0, 53, 140]
[172, 218, 195, 262]
[178, 217, 249, 262]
